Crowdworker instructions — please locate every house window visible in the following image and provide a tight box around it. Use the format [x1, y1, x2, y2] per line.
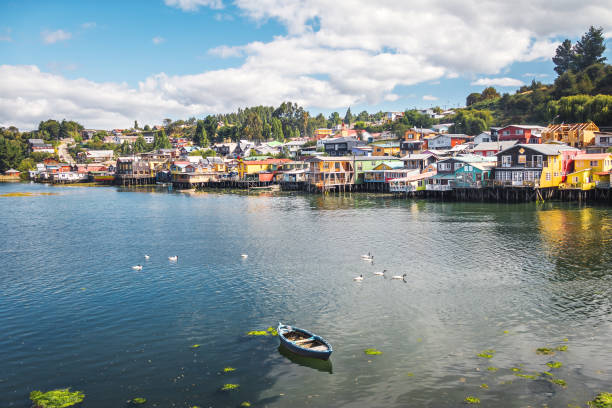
[590, 160, 598, 167]
[503, 130, 510, 136]
[545, 172, 551, 181]
[516, 129, 523, 135]
[554, 172, 559, 177]
[573, 176, 578, 183]
[518, 155, 526, 164]
[454, 163, 463, 170]
[534, 155, 543, 167]
[502, 155, 512, 167]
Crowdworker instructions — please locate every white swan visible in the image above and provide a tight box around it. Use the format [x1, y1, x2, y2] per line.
[360, 252, 373, 259]
[241, 254, 248, 258]
[391, 273, 407, 280]
[374, 269, 386, 276]
[168, 256, 178, 261]
[353, 274, 364, 281]
[132, 265, 143, 270]
[144, 255, 150, 260]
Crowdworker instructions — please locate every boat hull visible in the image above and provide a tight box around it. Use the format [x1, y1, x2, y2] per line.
[277, 324, 332, 360]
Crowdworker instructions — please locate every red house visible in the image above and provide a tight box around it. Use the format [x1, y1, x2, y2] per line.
[497, 125, 547, 144]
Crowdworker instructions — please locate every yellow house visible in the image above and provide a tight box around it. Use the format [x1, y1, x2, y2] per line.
[237, 159, 290, 179]
[542, 123, 599, 148]
[305, 156, 355, 188]
[371, 142, 401, 157]
[562, 153, 612, 189]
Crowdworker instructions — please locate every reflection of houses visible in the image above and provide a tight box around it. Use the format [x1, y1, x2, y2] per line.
[541, 123, 599, 148]
[494, 144, 580, 188]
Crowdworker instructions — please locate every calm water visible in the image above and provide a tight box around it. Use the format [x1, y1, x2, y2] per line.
[1, 183, 611, 408]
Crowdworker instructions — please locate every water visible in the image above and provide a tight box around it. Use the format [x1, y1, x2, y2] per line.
[1, 183, 611, 407]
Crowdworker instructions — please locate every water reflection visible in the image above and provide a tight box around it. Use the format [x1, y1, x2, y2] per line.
[277, 345, 333, 374]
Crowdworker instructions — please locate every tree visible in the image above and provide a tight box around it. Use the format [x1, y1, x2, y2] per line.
[481, 87, 500, 100]
[466, 92, 482, 106]
[203, 115, 218, 142]
[343, 107, 353, 125]
[193, 120, 209, 147]
[271, 118, 284, 142]
[328, 112, 341, 127]
[573, 26, 607, 71]
[553, 39, 573, 75]
[144, 124, 151, 131]
[163, 118, 172, 128]
[133, 136, 147, 153]
[153, 129, 171, 149]
[119, 140, 132, 155]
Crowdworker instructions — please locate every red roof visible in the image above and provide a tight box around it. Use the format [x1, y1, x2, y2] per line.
[574, 153, 611, 161]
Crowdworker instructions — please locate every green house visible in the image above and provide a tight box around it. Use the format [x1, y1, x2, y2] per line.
[453, 162, 495, 188]
[353, 156, 403, 184]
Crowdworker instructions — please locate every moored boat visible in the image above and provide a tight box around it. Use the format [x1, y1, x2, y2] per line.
[277, 323, 332, 360]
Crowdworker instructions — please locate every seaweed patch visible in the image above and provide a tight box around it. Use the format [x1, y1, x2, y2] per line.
[129, 398, 147, 405]
[536, 347, 555, 355]
[464, 396, 480, 404]
[223, 367, 236, 373]
[549, 378, 567, 387]
[546, 361, 562, 369]
[477, 350, 495, 359]
[221, 384, 240, 391]
[29, 389, 85, 408]
[364, 348, 382, 355]
[487, 367, 498, 372]
[588, 392, 612, 408]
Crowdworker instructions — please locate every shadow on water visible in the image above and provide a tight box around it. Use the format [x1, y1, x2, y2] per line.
[277, 345, 333, 374]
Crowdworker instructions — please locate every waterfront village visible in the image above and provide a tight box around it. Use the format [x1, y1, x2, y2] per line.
[15, 116, 612, 202]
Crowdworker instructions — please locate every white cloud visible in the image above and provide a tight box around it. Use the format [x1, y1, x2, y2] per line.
[4, 1, 612, 129]
[422, 95, 438, 101]
[471, 77, 525, 87]
[164, 0, 223, 11]
[523, 72, 550, 78]
[41, 29, 71, 44]
[214, 13, 234, 21]
[384, 93, 400, 102]
[0, 35, 11, 42]
[81, 22, 96, 29]
[152, 36, 165, 45]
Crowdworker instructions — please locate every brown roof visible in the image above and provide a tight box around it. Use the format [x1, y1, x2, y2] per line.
[545, 123, 599, 133]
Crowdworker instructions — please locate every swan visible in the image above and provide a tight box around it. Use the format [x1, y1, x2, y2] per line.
[360, 252, 372, 259]
[353, 274, 364, 281]
[144, 255, 150, 260]
[391, 273, 407, 280]
[241, 254, 248, 258]
[168, 256, 178, 261]
[132, 265, 143, 270]
[374, 269, 387, 276]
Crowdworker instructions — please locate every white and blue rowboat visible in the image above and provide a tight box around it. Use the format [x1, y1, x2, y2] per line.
[277, 323, 333, 360]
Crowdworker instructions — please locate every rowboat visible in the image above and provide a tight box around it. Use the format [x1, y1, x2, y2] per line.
[277, 323, 333, 360]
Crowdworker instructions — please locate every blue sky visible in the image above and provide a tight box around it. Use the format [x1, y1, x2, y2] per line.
[1, 0, 611, 129]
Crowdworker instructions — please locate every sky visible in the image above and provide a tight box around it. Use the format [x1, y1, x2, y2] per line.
[1, 0, 611, 130]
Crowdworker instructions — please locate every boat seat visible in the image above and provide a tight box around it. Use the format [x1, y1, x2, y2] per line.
[309, 345, 328, 351]
[293, 337, 315, 344]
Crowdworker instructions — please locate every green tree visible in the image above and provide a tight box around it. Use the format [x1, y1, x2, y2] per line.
[203, 115, 218, 142]
[144, 124, 151, 131]
[481, 87, 500, 100]
[153, 129, 171, 149]
[193, 120, 209, 147]
[343, 107, 353, 125]
[133, 136, 147, 153]
[553, 39, 574, 75]
[119, 140, 132, 155]
[271, 118, 284, 142]
[38, 120, 61, 140]
[573, 26, 607, 71]
[134, 120, 139, 129]
[466, 92, 482, 106]
[328, 112, 341, 127]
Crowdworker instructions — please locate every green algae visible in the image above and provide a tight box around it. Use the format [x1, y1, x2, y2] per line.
[556, 345, 568, 352]
[514, 373, 539, 380]
[247, 331, 268, 336]
[223, 367, 236, 373]
[464, 396, 480, 404]
[406, 372, 414, 377]
[129, 398, 147, 405]
[511, 368, 522, 372]
[266, 327, 278, 336]
[536, 347, 555, 355]
[240, 402, 251, 407]
[549, 378, 567, 387]
[502, 330, 509, 334]
[221, 384, 239, 391]
[190, 344, 201, 348]
[487, 367, 498, 372]
[480, 383, 489, 389]
[547, 361, 562, 368]
[0, 192, 57, 198]
[364, 348, 382, 355]
[541, 371, 554, 377]
[477, 350, 495, 359]
[29, 389, 85, 408]
[588, 392, 612, 408]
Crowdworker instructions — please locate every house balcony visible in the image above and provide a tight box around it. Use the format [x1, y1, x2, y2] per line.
[426, 184, 452, 191]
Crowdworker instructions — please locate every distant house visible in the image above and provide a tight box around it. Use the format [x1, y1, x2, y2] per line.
[427, 134, 471, 150]
[27, 138, 54, 154]
[563, 153, 612, 190]
[473, 132, 492, 144]
[352, 146, 373, 156]
[400, 153, 438, 171]
[371, 141, 401, 156]
[322, 137, 361, 156]
[473, 140, 518, 157]
[78, 150, 115, 163]
[587, 132, 612, 153]
[432, 123, 453, 133]
[497, 125, 547, 144]
[283, 140, 307, 157]
[314, 128, 333, 140]
[541, 123, 599, 148]
[81, 129, 97, 140]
